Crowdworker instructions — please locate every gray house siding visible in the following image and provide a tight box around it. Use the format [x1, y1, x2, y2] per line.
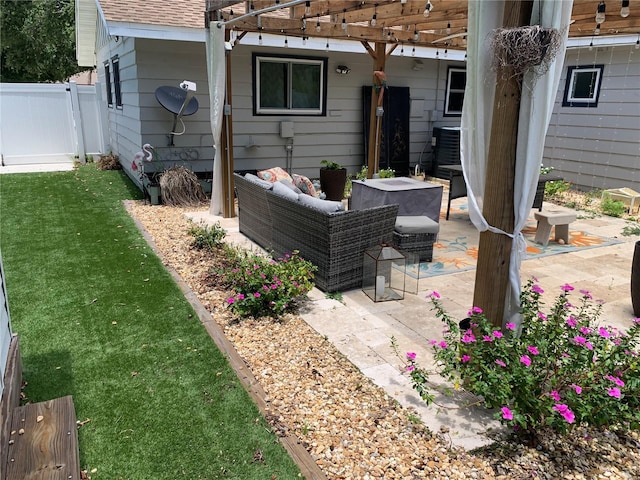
[543, 45, 640, 192]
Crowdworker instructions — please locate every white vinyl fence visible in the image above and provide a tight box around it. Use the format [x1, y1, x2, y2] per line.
[0, 82, 104, 166]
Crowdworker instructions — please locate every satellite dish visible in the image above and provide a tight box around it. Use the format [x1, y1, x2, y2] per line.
[155, 86, 199, 116]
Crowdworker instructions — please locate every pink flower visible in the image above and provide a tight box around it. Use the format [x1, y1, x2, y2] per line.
[520, 355, 532, 367]
[406, 365, 415, 372]
[483, 335, 493, 342]
[495, 359, 506, 367]
[580, 289, 593, 299]
[492, 331, 503, 339]
[461, 332, 476, 343]
[598, 327, 611, 338]
[580, 326, 592, 335]
[237, 293, 245, 300]
[550, 390, 561, 401]
[566, 317, 577, 328]
[430, 291, 441, 299]
[227, 297, 235, 304]
[561, 284, 575, 292]
[468, 306, 483, 316]
[585, 342, 594, 351]
[501, 406, 513, 420]
[438, 341, 448, 349]
[406, 352, 417, 361]
[553, 404, 575, 423]
[571, 384, 582, 394]
[634, 318, 640, 325]
[254, 292, 261, 298]
[461, 355, 471, 363]
[532, 284, 544, 294]
[538, 312, 547, 321]
[608, 387, 621, 399]
[573, 335, 586, 345]
[527, 346, 540, 355]
[506, 323, 516, 331]
[605, 375, 625, 387]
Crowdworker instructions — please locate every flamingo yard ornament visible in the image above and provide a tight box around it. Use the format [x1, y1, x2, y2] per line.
[132, 143, 155, 201]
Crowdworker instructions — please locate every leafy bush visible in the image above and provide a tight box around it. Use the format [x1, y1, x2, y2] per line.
[545, 180, 570, 197]
[224, 249, 316, 319]
[601, 195, 627, 218]
[355, 165, 395, 180]
[188, 221, 226, 251]
[404, 279, 640, 439]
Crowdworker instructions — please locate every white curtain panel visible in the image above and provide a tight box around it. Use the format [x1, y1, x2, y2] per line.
[460, 0, 572, 328]
[206, 25, 226, 216]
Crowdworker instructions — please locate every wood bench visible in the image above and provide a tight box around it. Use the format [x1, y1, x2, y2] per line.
[534, 208, 577, 246]
[4, 395, 80, 480]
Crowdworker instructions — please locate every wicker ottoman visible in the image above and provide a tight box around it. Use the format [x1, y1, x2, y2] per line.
[392, 216, 440, 262]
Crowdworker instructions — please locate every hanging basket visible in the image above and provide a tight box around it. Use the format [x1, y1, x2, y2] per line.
[490, 26, 562, 79]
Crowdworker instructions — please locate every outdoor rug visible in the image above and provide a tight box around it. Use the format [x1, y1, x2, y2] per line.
[406, 203, 622, 279]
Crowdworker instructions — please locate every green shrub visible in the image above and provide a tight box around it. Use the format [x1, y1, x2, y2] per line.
[224, 249, 316, 319]
[402, 279, 640, 440]
[601, 195, 627, 218]
[188, 221, 227, 251]
[545, 180, 570, 197]
[356, 165, 395, 180]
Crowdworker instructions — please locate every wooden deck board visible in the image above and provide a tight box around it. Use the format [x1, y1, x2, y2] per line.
[5, 395, 80, 480]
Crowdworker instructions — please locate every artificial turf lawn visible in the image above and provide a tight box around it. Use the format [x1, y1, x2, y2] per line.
[0, 165, 301, 479]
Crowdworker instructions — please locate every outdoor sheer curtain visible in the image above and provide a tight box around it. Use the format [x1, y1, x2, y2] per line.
[206, 25, 226, 216]
[460, 0, 572, 328]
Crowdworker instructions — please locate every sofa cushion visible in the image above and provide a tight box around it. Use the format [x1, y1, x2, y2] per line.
[278, 179, 302, 194]
[298, 193, 344, 213]
[272, 181, 300, 201]
[395, 215, 440, 234]
[258, 166, 293, 184]
[292, 174, 317, 197]
[244, 173, 273, 189]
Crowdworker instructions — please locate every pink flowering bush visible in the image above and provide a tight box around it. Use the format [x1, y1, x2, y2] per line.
[223, 248, 316, 319]
[406, 278, 640, 437]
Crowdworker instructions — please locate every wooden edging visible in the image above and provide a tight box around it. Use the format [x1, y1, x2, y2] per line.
[1, 335, 23, 480]
[128, 206, 327, 480]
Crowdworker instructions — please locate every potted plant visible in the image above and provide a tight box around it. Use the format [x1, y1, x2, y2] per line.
[319, 160, 347, 201]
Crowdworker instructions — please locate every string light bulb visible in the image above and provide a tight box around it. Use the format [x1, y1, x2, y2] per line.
[342, 10, 347, 31]
[370, 4, 377, 27]
[620, 0, 630, 17]
[636, 36, 640, 49]
[446, 23, 451, 34]
[400, 43, 404, 56]
[284, 35, 288, 48]
[589, 40, 593, 51]
[258, 33, 263, 45]
[423, 1, 432, 17]
[411, 46, 416, 56]
[595, 23, 601, 35]
[325, 38, 330, 52]
[305, 1, 311, 16]
[303, 36, 307, 46]
[595, 1, 606, 24]
[413, 28, 420, 42]
[316, 15, 321, 33]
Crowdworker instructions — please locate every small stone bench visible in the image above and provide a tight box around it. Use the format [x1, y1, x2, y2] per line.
[392, 215, 440, 262]
[534, 208, 577, 246]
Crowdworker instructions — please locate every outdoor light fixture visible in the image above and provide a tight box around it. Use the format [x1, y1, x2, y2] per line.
[258, 33, 263, 45]
[370, 4, 377, 27]
[342, 10, 347, 31]
[412, 46, 416, 56]
[589, 40, 594, 50]
[305, 0, 311, 16]
[636, 36, 640, 49]
[325, 38, 329, 52]
[413, 28, 420, 42]
[596, 1, 606, 23]
[315, 15, 321, 32]
[446, 22, 451, 34]
[424, 1, 432, 17]
[595, 23, 602, 35]
[620, 0, 630, 17]
[284, 35, 288, 47]
[400, 43, 405, 56]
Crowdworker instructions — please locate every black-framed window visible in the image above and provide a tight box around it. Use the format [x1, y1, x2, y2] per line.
[104, 61, 113, 107]
[562, 64, 604, 107]
[444, 67, 466, 116]
[112, 55, 122, 108]
[253, 53, 327, 115]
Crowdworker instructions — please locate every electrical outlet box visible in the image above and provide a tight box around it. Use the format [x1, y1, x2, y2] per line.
[280, 121, 294, 138]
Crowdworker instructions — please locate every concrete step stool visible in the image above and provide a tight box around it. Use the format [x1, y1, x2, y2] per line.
[392, 216, 440, 262]
[534, 208, 577, 246]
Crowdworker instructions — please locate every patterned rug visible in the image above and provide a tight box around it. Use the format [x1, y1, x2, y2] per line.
[406, 203, 622, 279]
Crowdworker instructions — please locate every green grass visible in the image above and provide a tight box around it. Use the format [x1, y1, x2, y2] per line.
[0, 166, 301, 479]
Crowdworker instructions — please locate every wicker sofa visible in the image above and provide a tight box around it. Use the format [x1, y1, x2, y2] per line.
[234, 173, 399, 292]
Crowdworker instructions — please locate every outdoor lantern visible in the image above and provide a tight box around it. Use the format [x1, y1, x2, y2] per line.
[363, 244, 405, 302]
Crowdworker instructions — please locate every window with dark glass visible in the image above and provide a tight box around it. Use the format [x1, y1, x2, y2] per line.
[444, 67, 466, 116]
[112, 56, 122, 108]
[562, 65, 604, 107]
[104, 61, 112, 107]
[254, 54, 327, 115]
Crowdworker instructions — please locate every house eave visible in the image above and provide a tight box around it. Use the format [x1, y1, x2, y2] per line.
[107, 22, 205, 43]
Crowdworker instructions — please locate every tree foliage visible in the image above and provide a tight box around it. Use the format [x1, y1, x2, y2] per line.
[1, 0, 84, 82]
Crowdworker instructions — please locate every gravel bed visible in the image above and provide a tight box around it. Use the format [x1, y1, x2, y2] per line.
[127, 200, 640, 480]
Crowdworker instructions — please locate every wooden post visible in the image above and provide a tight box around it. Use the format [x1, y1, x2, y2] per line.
[366, 42, 386, 179]
[472, 0, 534, 327]
[221, 29, 236, 218]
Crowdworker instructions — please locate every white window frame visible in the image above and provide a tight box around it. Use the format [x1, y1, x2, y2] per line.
[562, 64, 604, 107]
[444, 67, 466, 116]
[254, 54, 327, 116]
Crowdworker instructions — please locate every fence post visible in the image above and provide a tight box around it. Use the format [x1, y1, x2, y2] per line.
[68, 81, 86, 163]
